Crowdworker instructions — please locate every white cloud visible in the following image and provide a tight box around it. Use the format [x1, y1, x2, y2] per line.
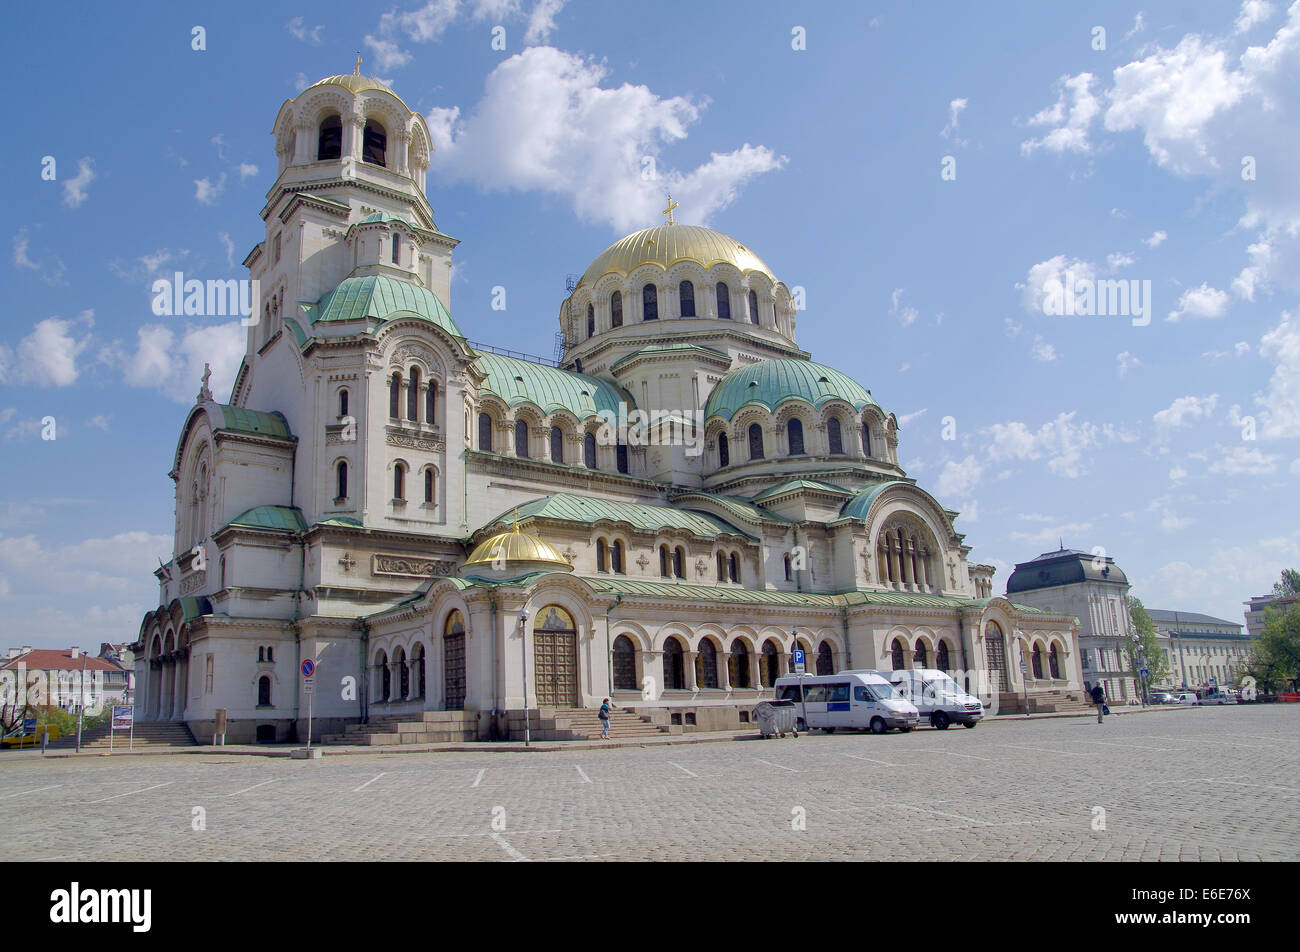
[87, 414, 110, 431]
[1159, 510, 1193, 531]
[1125, 12, 1146, 40]
[1030, 336, 1058, 362]
[1209, 444, 1278, 474]
[11, 230, 65, 285]
[1236, 0, 1275, 33]
[1003, 316, 1023, 338]
[1009, 521, 1095, 546]
[366, 1, 566, 70]
[1107, 251, 1136, 269]
[194, 174, 226, 206]
[1153, 393, 1219, 430]
[1143, 229, 1168, 248]
[3, 313, 95, 387]
[1155, 536, 1300, 619]
[218, 232, 236, 267]
[897, 408, 928, 427]
[1254, 313, 1300, 437]
[1117, 351, 1141, 375]
[62, 158, 95, 208]
[986, 411, 1113, 478]
[237, 163, 259, 181]
[1018, 254, 1096, 313]
[424, 47, 785, 233]
[1169, 464, 1188, 481]
[524, 0, 564, 44]
[941, 97, 968, 144]
[1291, 458, 1300, 474]
[890, 288, 918, 326]
[110, 248, 189, 282]
[1167, 283, 1229, 321]
[1235, 340, 1251, 356]
[937, 455, 984, 497]
[12, 232, 36, 270]
[116, 321, 245, 404]
[286, 15, 324, 44]
[1020, 73, 1101, 155]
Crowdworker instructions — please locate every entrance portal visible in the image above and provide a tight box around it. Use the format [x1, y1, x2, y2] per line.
[534, 605, 579, 707]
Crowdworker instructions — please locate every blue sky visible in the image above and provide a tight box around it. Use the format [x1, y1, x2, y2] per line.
[2, 0, 1297, 649]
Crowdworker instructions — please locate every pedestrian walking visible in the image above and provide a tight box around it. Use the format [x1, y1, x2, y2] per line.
[598, 697, 611, 739]
[1091, 682, 1106, 724]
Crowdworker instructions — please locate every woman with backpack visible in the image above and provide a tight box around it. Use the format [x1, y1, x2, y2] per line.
[598, 698, 611, 739]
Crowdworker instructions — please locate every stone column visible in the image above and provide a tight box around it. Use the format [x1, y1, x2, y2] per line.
[717, 651, 731, 691]
[344, 114, 364, 164]
[294, 121, 313, 164]
[684, 651, 698, 690]
[748, 652, 762, 693]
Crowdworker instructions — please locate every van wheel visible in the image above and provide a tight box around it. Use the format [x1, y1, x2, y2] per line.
[870, 717, 887, 735]
[932, 712, 950, 730]
[823, 727, 836, 734]
[963, 721, 976, 728]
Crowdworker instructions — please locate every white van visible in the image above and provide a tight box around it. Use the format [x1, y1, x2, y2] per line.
[774, 672, 919, 734]
[1173, 692, 1200, 705]
[872, 668, 984, 729]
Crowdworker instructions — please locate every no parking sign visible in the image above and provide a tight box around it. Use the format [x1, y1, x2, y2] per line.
[301, 659, 315, 678]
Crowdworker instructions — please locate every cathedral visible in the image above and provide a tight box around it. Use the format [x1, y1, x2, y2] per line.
[133, 69, 1085, 743]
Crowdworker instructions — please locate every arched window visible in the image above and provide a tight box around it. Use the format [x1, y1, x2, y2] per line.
[611, 540, 625, 574]
[444, 611, 466, 710]
[219, 555, 226, 588]
[862, 422, 872, 457]
[787, 418, 805, 455]
[663, 637, 685, 690]
[545, 425, 562, 463]
[338, 388, 349, 419]
[728, 552, 739, 583]
[336, 461, 348, 500]
[390, 373, 401, 419]
[363, 119, 387, 166]
[718, 432, 729, 467]
[393, 463, 405, 500]
[672, 546, 684, 579]
[610, 290, 623, 327]
[257, 676, 271, 706]
[426, 382, 437, 425]
[378, 651, 391, 702]
[784, 554, 792, 582]
[413, 644, 426, 698]
[1032, 643, 1044, 679]
[407, 367, 420, 421]
[729, 642, 751, 688]
[748, 423, 764, 460]
[616, 442, 628, 474]
[584, 431, 597, 468]
[816, 641, 834, 676]
[613, 635, 637, 691]
[828, 418, 843, 455]
[515, 419, 529, 458]
[587, 303, 595, 338]
[258, 646, 265, 663]
[659, 544, 670, 577]
[936, 641, 951, 672]
[762, 640, 781, 687]
[424, 468, 435, 504]
[748, 289, 760, 324]
[391, 232, 401, 265]
[1048, 643, 1061, 679]
[891, 638, 905, 671]
[914, 640, 928, 668]
[596, 538, 607, 572]
[395, 647, 408, 700]
[716, 551, 726, 581]
[317, 115, 342, 160]
[642, 283, 658, 320]
[716, 282, 731, 319]
[697, 640, 719, 689]
[679, 280, 695, 317]
[478, 412, 493, 451]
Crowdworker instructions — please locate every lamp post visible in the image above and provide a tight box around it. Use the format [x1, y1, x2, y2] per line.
[518, 607, 530, 747]
[75, 651, 87, 753]
[1015, 633, 1029, 718]
[1132, 633, 1146, 707]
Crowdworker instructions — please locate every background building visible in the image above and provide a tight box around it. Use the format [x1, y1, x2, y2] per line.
[1243, 592, 1299, 638]
[1148, 610, 1252, 694]
[1, 646, 131, 712]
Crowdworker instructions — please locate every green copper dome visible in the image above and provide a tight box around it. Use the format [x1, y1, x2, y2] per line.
[305, 275, 463, 338]
[473, 352, 630, 419]
[704, 359, 877, 421]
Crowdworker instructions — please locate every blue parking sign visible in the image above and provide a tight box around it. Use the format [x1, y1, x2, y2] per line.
[792, 649, 805, 665]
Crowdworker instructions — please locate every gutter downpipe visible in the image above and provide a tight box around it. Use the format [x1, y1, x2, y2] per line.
[290, 527, 306, 741]
[605, 594, 622, 697]
[358, 619, 370, 725]
[490, 595, 499, 738]
[840, 604, 851, 670]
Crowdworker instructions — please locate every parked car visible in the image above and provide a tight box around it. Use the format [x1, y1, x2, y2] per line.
[868, 668, 984, 729]
[1203, 691, 1238, 705]
[1148, 692, 1174, 705]
[774, 672, 919, 734]
[1172, 692, 1200, 705]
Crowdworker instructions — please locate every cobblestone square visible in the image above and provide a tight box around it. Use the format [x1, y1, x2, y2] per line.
[1, 706, 1295, 861]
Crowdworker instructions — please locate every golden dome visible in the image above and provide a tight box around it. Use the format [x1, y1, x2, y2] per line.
[578, 225, 776, 287]
[461, 527, 572, 580]
[304, 73, 411, 109]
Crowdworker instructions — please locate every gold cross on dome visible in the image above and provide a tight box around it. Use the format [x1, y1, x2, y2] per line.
[661, 195, 678, 225]
[354, 52, 362, 74]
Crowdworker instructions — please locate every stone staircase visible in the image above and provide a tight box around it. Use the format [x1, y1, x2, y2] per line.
[995, 690, 1096, 715]
[321, 710, 478, 746]
[548, 707, 670, 740]
[47, 721, 197, 750]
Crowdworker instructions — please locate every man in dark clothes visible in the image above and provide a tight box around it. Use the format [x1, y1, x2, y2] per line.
[1091, 682, 1106, 724]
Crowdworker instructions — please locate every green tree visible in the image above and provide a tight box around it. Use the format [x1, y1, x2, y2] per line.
[1273, 568, 1300, 597]
[1255, 602, 1300, 693]
[1126, 595, 1169, 695]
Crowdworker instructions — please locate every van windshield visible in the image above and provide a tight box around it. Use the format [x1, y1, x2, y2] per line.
[923, 676, 961, 696]
[866, 682, 900, 700]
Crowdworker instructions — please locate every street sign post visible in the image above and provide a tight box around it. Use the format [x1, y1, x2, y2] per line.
[792, 648, 806, 676]
[110, 705, 134, 752]
[302, 658, 315, 748]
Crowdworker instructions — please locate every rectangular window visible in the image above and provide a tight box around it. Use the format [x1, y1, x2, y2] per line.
[205, 655, 214, 694]
[827, 683, 850, 702]
[273, 233, 281, 264]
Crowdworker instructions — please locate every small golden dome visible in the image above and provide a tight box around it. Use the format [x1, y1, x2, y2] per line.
[461, 527, 572, 580]
[303, 74, 411, 110]
[578, 225, 775, 287]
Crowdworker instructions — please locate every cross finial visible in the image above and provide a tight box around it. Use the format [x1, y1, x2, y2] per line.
[198, 362, 213, 402]
[661, 194, 678, 226]
[354, 52, 362, 75]
[509, 507, 521, 531]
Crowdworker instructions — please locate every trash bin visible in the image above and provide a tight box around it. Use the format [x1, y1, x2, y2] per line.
[754, 699, 799, 739]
